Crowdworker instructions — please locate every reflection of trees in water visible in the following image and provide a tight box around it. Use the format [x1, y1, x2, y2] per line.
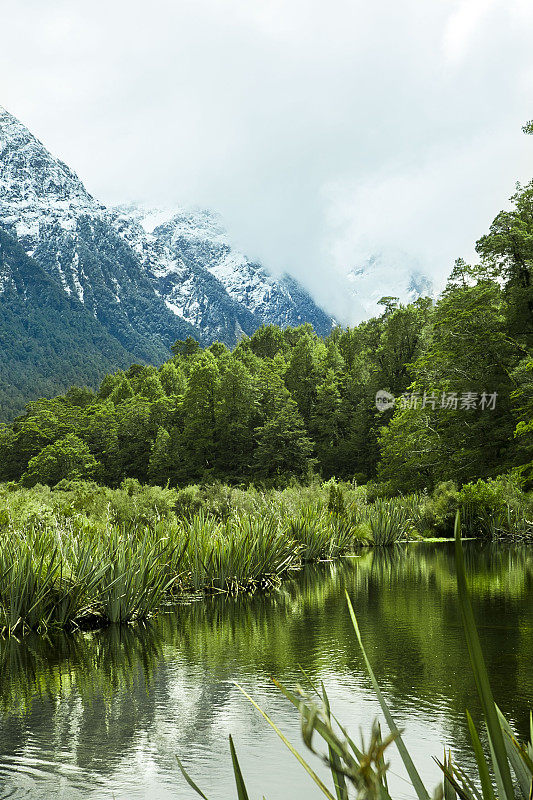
[0, 542, 531, 781]
[0, 624, 164, 776]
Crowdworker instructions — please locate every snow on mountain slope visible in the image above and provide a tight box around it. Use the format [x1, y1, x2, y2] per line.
[0, 105, 334, 349]
[126, 205, 334, 335]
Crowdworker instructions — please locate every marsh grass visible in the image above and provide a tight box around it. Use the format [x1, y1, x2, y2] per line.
[1, 476, 529, 636]
[363, 499, 416, 546]
[0, 501, 365, 635]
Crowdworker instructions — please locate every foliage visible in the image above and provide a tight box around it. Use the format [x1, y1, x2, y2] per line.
[0, 479, 376, 636]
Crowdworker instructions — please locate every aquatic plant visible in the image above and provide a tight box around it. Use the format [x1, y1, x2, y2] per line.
[288, 505, 335, 562]
[364, 499, 415, 546]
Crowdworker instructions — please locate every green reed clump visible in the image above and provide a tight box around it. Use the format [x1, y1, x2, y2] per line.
[288, 505, 334, 562]
[7, 475, 512, 637]
[183, 512, 298, 593]
[288, 501, 366, 562]
[364, 498, 415, 545]
[92, 527, 178, 623]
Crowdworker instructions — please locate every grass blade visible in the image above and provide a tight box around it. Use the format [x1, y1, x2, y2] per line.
[465, 710, 496, 800]
[176, 756, 211, 799]
[345, 591, 430, 800]
[322, 683, 349, 800]
[234, 682, 337, 800]
[497, 708, 533, 798]
[229, 735, 251, 800]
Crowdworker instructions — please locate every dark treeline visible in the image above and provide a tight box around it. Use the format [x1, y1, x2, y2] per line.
[0, 182, 531, 492]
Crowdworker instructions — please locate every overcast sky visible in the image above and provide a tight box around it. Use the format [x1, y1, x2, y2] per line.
[1, 0, 532, 321]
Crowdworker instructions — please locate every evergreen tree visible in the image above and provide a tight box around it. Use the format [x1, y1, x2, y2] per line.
[253, 398, 315, 480]
[179, 352, 220, 479]
[215, 358, 257, 476]
[21, 433, 99, 487]
[159, 362, 186, 396]
[148, 427, 172, 485]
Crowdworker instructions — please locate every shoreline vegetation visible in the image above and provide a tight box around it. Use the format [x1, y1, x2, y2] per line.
[0, 477, 531, 637]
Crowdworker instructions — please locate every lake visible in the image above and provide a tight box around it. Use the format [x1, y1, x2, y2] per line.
[0, 541, 532, 799]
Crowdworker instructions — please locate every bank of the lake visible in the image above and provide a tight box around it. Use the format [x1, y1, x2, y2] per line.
[1, 477, 531, 637]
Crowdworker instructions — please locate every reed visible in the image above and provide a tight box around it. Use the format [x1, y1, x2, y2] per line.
[288, 505, 334, 562]
[364, 498, 415, 545]
[0, 483, 429, 636]
[183, 512, 298, 593]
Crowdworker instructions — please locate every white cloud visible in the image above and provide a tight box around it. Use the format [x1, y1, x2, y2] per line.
[0, 0, 532, 322]
[443, 0, 497, 62]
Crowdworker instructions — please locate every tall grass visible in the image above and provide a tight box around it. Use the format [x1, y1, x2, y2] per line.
[363, 498, 415, 546]
[2, 474, 527, 636]
[183, 512, 297, 593]
[0, 500, 367, 635]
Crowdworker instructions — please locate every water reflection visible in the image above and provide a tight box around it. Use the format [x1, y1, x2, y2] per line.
[0, 542, 531, 799]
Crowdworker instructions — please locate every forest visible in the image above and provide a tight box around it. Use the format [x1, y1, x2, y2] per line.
[0, 180, 531, 494]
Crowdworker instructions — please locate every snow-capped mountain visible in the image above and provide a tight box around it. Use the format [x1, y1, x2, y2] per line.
[119, 204, 334, 333]
[346, 254, 433, 318]
[0, 105, 334, 359]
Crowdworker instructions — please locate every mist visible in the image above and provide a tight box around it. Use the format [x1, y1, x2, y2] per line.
[1, 0, 532, 322]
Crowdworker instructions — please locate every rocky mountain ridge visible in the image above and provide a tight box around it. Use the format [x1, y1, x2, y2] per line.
[0, 105, 334, 356]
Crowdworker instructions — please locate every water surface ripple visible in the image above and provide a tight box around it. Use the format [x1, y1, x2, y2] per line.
[0, 541, 532, 799]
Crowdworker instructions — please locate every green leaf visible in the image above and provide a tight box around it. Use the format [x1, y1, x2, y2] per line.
[176, 756, 211, 799]
[322, 683, 349, 800]
[465, 710, 496, 800]
[345, 591, 430, 800]
[435, 757, 478, 800]
[272, 678, 355, 765]
[229, 735, 251, 800]
[443, 750, 457, 800]
[234, 682, 337, 800]
[496, 708, 533, 799]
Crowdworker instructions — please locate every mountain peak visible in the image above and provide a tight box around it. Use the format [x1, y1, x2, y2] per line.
[0, 105, 95, 210]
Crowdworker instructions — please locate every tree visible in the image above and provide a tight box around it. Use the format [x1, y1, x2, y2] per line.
[148, 427, 172, 485]
[179, 352, 220, 479]
[285, 334, 326, 422]
[115, 400, 154, 481]
[159, 362, 186, 396]
[215, 358, 257, 477]
[109, 376, 134, 404]
[139, 373, 165, 402]
[248, 325, 286, 359]
[253, 398, 315, 480]
[510, 357, 533, 485]
[171, 336, 201, 358]
[309, 370, 343, 476]
[378, 278, 522, 489]
[475, 181, 533, 335]
[21, 434, 99, 487]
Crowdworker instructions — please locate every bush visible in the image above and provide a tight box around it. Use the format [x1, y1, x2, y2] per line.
[457, 475, 532, 538]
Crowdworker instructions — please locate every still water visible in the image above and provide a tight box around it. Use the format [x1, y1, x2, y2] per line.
[0, 542, 532, 799]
